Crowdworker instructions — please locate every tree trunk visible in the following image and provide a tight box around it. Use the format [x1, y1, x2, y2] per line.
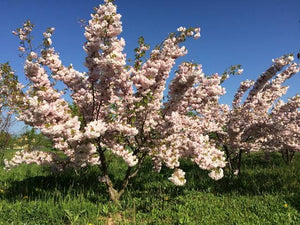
[108, 186, 123, 204]
[97, 143, 147, 203]
[289, 151, 295, 163]
[98, 171, 124, 204]
[281, 149, 295, 164]
[236, 149, 243, 175]
[97, 145, 122, 204]
[223, 145, 233, 173]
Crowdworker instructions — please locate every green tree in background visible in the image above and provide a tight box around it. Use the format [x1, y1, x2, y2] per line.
[18, 127, 52, 151]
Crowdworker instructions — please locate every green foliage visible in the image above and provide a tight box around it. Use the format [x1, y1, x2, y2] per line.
[68, 103, 84, 126]
[221, 64, 243, 83]
[0, 62, 24, 113]
[208, 131, 218, 141]
[0, 151, 299, 224]
[0, 131, 11, 149]
[133, 36, 150, 70]
[18, 127, 52, 151]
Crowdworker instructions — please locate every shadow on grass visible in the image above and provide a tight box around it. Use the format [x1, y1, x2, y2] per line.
[2, 153, 299, 210]
[2, 166, 108, 203]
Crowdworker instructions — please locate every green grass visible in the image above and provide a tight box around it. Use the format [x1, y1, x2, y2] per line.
[0, 150, 299, 224]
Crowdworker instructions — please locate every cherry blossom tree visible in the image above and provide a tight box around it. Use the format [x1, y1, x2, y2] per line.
[2, 0, 227, 202]
[214, 55, 300, 174]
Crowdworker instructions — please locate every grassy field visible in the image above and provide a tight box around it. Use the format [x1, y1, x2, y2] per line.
[0, 150, 299, 224]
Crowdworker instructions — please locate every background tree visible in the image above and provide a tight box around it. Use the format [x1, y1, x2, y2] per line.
[17, 127, 53, 151]
[0, 63, 22, 164]
[214, 55, 300, 174]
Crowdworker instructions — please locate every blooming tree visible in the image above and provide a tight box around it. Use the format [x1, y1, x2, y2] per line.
[3, 0, 227, 202]
[215, 55, 300, 174]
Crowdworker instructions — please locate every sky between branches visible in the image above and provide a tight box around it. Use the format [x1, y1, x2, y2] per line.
[0, 0, 299, 133]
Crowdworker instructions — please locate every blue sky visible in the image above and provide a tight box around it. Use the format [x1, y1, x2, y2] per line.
[1, 0, 300, 133]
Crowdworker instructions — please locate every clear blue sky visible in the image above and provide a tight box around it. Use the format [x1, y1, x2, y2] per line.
[1, 0, 300, 133]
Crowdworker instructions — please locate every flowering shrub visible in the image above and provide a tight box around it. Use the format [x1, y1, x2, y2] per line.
[2, 0, 227, 202]
[215, 55, 300, 173]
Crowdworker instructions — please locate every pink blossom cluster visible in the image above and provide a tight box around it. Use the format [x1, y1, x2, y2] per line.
[150, 61, 228, 181]
[85, 120, 107, 139]
[4, 150, 53, 170]
[168, 169, 186, 186]
[11, 20, 35, 55]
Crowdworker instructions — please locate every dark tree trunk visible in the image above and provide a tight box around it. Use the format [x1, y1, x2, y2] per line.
[97, 143, 147, 204]
[281, 149, 295, 164]
[223, 145, 233, 172]
[236, 149, 243, 175]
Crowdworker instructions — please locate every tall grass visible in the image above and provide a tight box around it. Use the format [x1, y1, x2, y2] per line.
[0, 151, 299, 224]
